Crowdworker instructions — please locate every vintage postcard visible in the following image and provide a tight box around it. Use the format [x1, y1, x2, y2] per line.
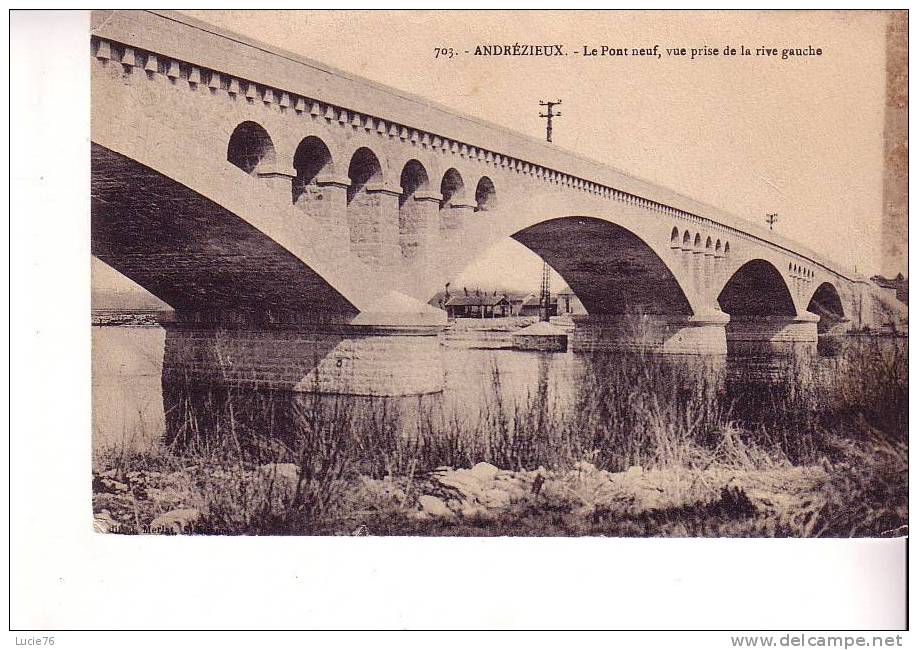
[87, 10, 907, 541]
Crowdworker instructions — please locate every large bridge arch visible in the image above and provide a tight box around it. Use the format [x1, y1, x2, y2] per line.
[807, 281, 844, 317]
[420, 186, 713, 317]
[717, 259, 796, 317]
[807, 281, 847, 333]
[716, 258, 819, 354]
[510, 216, 693, 316]
[91, 143, 359, 323]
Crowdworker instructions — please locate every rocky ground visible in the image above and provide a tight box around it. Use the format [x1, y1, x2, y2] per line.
[92, 460, 831, 536]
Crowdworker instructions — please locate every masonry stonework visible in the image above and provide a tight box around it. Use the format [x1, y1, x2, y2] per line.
[91, 11, 907, 393]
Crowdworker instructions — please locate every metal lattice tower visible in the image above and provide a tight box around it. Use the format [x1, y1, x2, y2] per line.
[539, 260, 551, 322]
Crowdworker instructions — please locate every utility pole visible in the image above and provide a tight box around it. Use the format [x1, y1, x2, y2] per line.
[539, 99, 562, 143]
[765, 212, 779, 231]
[539, 261, 552, 322]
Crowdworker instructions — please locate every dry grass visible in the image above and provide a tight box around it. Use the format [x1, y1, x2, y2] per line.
[93, 337, 907, 537]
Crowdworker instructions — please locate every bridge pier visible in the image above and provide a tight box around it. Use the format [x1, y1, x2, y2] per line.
[163, 294, 448, 396]
[439, 201, 475, 234]
[570, 312, 729, 355]
[256, 165, 297, 194]
[352, 183, 402, 267]
[724, 312, 819, 356]
[437, 201, 475, 274]
[406, 190, 442, 269]
[300, 297, 446, 395]
[294, 173, 351, 257]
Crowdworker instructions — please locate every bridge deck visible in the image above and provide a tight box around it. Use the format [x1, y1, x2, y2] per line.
[90, 9, 862, 284]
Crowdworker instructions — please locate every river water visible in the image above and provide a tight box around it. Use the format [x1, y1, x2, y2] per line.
[91, 324, 869, 456]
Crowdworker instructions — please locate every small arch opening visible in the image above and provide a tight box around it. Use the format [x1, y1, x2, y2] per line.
[475, 176, 497, 212]
[227, 121, 275, 175]
[346, 148, 383, 204]
[399, 160, 429, 207]
[292, 136, 334, 205]
[440, 168, 466, 209]
[398, 160, 430, 261]
[345, 148, 385, 261]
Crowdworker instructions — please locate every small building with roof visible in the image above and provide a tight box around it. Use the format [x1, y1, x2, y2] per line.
[444, 292, 511, 319]
[557, 288, 587, 315]
[519, 293, 558, 318]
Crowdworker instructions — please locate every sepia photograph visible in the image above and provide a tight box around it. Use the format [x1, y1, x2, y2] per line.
[9, 7, 911, 635]
[87, 9, 907, 539]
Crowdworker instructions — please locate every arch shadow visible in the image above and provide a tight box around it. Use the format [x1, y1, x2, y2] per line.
[292, 136, 334, 205]
[807, 282, 846, 333]
[227, 121, 276, 175]
[440, 168, 466, 208]
[717, 259, 811, 357]
[92, 142, 357, 322]
[718, 259, 795, 317]
[475, 176, 497, 212]
[511, 216, 693, 316]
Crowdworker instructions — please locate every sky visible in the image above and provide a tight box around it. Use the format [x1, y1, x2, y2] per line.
[95, 10, 895, 296]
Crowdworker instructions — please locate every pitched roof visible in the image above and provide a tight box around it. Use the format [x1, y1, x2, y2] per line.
[445, 294, 510, 307]
[506, 292, 532, 303]
[522, 294, 558, 306]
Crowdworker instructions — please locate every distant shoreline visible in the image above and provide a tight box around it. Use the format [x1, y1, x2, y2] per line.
[91, 309, 173, 328]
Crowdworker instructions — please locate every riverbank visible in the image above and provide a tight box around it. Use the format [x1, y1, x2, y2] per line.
[92, 444, 904, 537]
[91, 337, 907, 537]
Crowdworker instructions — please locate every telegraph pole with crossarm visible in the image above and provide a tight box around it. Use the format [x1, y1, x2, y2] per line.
[539, 99, 562, 143]
[765, 212, 779, 231]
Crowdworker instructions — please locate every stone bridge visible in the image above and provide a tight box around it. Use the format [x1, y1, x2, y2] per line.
[91, 11, 904, 394]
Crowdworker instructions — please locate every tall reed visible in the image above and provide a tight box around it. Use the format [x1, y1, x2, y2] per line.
[97, 332, 907, 536]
